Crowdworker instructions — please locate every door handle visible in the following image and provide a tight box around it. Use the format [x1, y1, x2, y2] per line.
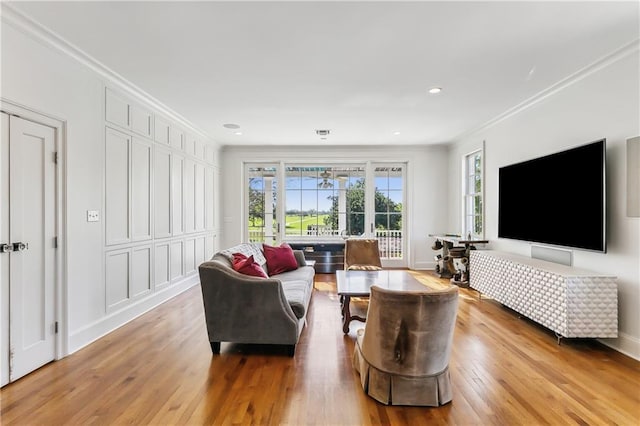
[0, 243, 12, 253]
[12, 242, 28, 252]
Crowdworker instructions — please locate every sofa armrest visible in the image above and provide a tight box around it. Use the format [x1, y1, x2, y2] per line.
[198, 261, 299, 345]
[293, 249, 307, 267]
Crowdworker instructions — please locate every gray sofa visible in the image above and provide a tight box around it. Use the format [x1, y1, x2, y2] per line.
[198, 242, 315, 356]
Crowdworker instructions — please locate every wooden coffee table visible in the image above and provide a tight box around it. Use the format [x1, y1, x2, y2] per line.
[336, 270, 430, 334]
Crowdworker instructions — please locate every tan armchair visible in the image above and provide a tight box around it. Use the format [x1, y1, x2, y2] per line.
[344, 238, 382, 271]
[353, 285, 459, 406]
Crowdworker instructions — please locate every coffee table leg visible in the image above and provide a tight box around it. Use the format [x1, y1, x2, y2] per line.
[342, 295, 351, 334]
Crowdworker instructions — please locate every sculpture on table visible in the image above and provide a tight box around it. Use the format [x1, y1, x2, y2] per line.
[453, 257, 469, 283]
[431, 238, 474, 286]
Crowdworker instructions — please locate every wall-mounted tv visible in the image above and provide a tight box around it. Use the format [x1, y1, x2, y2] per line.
[498, 139, 606, 252]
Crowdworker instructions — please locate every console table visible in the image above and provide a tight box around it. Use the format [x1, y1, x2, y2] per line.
[470, 250, 618, 341]
[287, 241, 345, 273]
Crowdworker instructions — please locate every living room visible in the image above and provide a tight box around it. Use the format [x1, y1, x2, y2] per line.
[1, 1, 639, 424]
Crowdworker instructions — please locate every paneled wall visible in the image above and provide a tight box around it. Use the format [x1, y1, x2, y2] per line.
[1, 10, 221, 355]
[103, 87, 217, 313]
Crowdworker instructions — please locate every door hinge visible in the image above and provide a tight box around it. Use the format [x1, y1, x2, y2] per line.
[53, 152, 58, 164]
[53, 236, 58, 248]
[55, 322, 59, 334]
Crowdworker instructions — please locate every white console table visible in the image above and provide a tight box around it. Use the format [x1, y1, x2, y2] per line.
[470, 250, 618, 341]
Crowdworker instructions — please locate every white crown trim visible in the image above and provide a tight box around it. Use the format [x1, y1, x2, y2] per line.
[1, 3, 216, 145]
[453, 38, 640, 142]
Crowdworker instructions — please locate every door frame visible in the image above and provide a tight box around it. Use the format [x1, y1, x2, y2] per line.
[371, 161, 408, 268]
[1, 99, 68, 361]
[243, 162, 281, 244]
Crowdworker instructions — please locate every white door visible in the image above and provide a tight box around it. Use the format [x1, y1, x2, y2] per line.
[372, 164, 407, 268]
[1, 113, 57, 385]
[246, 164, 280, 245]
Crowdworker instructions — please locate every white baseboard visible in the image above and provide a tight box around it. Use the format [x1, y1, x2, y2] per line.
[598, 331, 640, 361]
[68, 275, 200, 355]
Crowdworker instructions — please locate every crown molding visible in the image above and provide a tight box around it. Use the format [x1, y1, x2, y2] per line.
[453, 38, 640, 143]
[1, 3, 216, 145]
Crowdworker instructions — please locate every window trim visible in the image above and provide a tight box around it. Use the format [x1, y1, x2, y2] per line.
[282, 163, 367, 239]
[461, 144, 485, 239]
[243, 160, 408, 266]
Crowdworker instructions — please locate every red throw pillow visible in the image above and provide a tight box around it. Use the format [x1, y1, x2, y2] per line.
[263, 243, 298, 275]
[231, 253, 268, 278]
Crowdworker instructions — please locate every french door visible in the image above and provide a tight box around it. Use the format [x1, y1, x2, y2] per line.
[1, 112, 58, 386]
[245, 162, 406, 267]
[246, 164, 279, 245]
[372, 164, 405, 267]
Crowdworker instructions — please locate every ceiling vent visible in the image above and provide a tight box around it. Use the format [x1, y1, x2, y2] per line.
[315, 129, 331, 136]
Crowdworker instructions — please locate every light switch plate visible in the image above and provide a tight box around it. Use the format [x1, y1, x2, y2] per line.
[87, 210, 100, 222]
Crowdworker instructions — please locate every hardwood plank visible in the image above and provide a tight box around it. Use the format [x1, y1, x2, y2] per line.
[1, 272, 638, 425]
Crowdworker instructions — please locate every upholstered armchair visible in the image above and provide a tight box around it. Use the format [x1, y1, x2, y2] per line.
[353, 285, 459, 406]
[344, 238, 382, 271]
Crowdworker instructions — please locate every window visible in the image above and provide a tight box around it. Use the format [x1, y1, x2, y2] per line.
[463, 150, 483, 239]
[284, 165, 365, 238]
[244, 162, 407, 265]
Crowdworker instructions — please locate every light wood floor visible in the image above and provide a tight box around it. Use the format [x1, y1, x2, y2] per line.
[1, 272, 639, 425]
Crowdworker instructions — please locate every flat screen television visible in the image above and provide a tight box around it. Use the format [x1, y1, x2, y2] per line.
[498, 139, 606, 252]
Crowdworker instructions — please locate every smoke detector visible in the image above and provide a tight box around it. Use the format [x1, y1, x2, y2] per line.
[315, 129, 331, 136]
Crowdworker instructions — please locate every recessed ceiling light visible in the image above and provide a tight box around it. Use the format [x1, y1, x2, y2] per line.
[393, 131, 401, 136]
[235, 132, 242, 136]
[428, 87, 442, 94]
[223, 123, 240, 129]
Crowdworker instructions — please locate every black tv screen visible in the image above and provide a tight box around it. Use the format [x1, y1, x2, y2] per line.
[498, 139, 606, 252]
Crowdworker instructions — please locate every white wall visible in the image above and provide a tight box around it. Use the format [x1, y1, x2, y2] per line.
[220, 145, 449, 270]
[1, 11, 220, 355]
[448, 47, 640, 359]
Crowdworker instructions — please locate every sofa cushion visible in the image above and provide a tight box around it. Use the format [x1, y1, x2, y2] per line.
[281, 280, 311, 319]
[263, 243, 298, 275]
[274, 265, 315, 283]
[232, 253, 268, 278]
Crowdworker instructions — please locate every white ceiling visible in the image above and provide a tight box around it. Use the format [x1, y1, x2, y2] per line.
[7, 1, 640, 147]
